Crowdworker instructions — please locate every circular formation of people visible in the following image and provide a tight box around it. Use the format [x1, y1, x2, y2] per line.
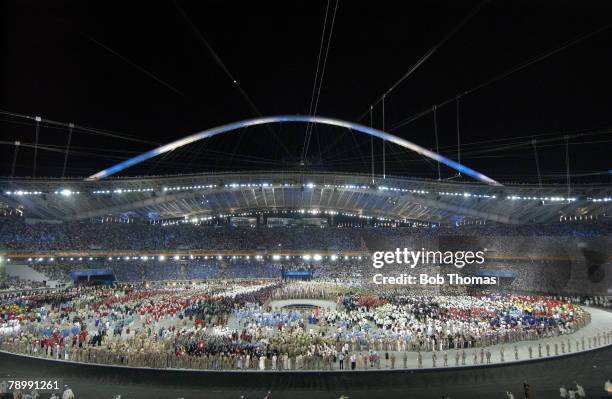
[2, 280, 611, 373]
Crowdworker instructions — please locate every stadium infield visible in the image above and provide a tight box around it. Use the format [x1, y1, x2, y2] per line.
[1, 307, 611, 398]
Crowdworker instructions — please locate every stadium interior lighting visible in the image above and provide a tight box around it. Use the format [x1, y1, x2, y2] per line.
[173, 255, 180, 260]
[159, 255, 166, 261]
[330, 255, 338, 261]
[49, 257, 54, 262]
[313, 254, 322, 261]
[272, 255, 281, 260]
[303, 254, 312, 260]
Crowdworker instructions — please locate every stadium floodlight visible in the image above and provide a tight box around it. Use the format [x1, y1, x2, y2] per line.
[159, 255, 166, 261]
[272, 255, 281, 260]
[108, 257, 112, 260]
[313, 254, 322, 261]
[331, 255, 338, 261]
[285, 255, 290, 260]
[59, 189, 73, 197]
[89, 257, 93, 261]
[49, 257, 54, 262]
[173, 255, 180, 260]
[246, 256, 250, 259]
[70, 257, 74, 261]
[303, 255, 312, 260]
[190, 255, 194, 259]
[38, 257, 43, 262]
[28, 258, 32, 262]
[344, 256, 349, 260]
[217, 255, 223, 260]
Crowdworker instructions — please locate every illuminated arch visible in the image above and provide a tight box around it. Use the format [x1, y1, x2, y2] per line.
[86, 115, 501, 186]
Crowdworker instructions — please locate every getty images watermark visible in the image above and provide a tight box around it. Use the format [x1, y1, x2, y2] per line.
[371, 248, 498, 286]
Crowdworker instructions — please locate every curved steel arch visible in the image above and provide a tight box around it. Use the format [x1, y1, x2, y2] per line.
[86, 115, 501, 186]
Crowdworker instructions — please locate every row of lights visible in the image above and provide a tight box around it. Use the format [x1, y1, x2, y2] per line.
[4, 182, 611, 204]
[439, 192, 496, 199]
[163, 184, 216, 192]
[4, 189, 79, 197]
[507, 196, 576, 202]
[93, 188, 155, 194]
[8, 254, 367, 263]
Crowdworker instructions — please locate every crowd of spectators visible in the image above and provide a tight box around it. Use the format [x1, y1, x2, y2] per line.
[0, 275, 46, 291]
[2, 219, 611, 253]
[0, 220, 365, 251]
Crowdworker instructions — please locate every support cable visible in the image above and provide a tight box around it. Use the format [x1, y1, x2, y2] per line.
[33, 116, 41, 177]
[10, 141, 20, 178]
[390, 23, 612, 132]
[61, 123, 74, 178]
[303, 0, 339, 162]
[301, 0, 331, 164]
[356, 0, 488, 122]
[382, 95, 386, 179]
[531, 139, 542, 188]
[0, 109, 158, 145]
[370, 106, 374, 183]
[565, 135, 571, 197]
[85, 35, 185, 97]
[433, 105, 441, 180]
[173, 0, 291, 156]
[456, 97, 461, 176]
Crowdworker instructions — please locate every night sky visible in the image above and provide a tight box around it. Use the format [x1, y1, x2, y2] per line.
[1, 0, 611, 183]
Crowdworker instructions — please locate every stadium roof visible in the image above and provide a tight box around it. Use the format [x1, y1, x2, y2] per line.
[1, 171, 610, 224]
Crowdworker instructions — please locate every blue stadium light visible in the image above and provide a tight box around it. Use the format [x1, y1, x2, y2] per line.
[86, 115, 501, 186]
